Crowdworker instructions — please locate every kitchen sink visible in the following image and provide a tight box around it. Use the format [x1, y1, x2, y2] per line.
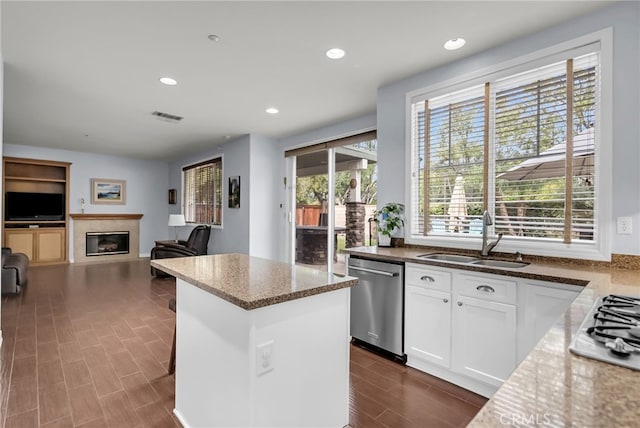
[415, 253, 530, 269]
[416, 253, 479, 263]
[469, 259, 529, 269]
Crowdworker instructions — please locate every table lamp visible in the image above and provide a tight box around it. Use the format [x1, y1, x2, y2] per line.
[168, 214, 186, 242]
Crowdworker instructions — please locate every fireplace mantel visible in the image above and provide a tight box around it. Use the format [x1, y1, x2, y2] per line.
[71, 213, 143, 220]
[71, 214, 143, 263]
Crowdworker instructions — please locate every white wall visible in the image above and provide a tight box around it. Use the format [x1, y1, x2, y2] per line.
[2, 144, 169, 259]
[376, 2, 640, 255]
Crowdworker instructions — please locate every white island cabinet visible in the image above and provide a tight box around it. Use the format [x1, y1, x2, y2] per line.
[151, 254, 358, 428]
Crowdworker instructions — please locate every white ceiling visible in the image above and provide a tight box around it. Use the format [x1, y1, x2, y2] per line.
[1, 1, 613, 161]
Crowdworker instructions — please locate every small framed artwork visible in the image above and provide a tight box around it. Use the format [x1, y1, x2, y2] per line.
[168, 189, 177, 205]
[91, 179, 126, 204]
[228, 176, 240, 208]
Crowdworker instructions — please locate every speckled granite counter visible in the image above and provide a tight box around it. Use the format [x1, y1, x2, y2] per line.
[150, 253, 357, 310]
[344, 246, 640, 427]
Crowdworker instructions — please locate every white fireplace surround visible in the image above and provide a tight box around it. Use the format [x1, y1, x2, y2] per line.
[70, 214, 143, 263]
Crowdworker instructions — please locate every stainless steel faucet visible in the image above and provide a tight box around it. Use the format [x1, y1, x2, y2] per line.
[481, 210, 503, 257]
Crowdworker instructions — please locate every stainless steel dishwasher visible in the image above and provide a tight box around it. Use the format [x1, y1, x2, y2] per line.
[348, 256, 405, 359]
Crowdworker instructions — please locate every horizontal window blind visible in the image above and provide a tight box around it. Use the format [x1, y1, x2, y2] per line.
[409, 49, 599, 246]
[493, 52, 598, 242]
[284, 130, 377, 157]
[411, 85, 485, 235]
[183, 157, 222, 225]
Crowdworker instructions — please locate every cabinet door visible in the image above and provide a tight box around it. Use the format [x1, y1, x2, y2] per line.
[37, 229, 65, 262]
[519, 283, 579, 361]
[452, 295, 516, 387]
[405, 285, 451, 368]
[5, 230, 35, 260]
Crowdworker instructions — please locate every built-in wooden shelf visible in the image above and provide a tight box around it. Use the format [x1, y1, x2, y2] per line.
[70, 213, 144, 220]
[3, 156, 71, 265]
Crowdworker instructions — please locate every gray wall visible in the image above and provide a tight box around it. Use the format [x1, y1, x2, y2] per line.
[376, 2, 640, 255]
[168, 135, 251, 255]
[166, 133, 283, 259]
[249, 134, 282, 259]
[3, 144, 169, 259]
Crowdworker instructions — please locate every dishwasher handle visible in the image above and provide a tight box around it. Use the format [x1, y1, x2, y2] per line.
[349, 265, 399, 277]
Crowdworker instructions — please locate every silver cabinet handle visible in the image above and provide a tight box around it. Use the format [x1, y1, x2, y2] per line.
[443, 298, 449, 303]
[420, 275, 435, 282]
[477, 285, 495, 293]
[457, 301, 463, 306]
[349, 266, 399, 277]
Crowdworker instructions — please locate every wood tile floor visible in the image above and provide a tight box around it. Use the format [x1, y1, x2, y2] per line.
[0, 260, 486, 428]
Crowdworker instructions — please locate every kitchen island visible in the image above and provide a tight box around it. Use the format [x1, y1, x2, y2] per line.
[151, 254, 358, 428]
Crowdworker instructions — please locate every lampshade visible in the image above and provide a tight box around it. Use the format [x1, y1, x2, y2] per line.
[168, 214, 186, 227]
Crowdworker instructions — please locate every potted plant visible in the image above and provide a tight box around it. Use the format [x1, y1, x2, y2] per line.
[373, 203, 405, 247]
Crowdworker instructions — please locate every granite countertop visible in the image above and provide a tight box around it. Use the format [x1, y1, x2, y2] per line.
[150, 253, 358, 310]
[344, 246, 640, 426]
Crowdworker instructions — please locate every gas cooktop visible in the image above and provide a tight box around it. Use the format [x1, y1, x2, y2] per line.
[569, 294, 640, 370]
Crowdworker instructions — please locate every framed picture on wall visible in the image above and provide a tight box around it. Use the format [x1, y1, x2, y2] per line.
[168, 189, 177, 205]
[228, 176, 240, 208]
[91, 179, 126, 204]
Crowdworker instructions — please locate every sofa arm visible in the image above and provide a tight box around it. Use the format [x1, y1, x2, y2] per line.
[3, 253, 29, 285]
[2, 266, 19, 294]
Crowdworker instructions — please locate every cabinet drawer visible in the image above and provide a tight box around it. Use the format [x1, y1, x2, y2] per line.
[456, 273, 517, 305]
[406, 265, 451, 293]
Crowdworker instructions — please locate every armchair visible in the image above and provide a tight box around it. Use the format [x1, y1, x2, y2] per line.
[2, 247, 29, 294]
[150, 225, 211, 277]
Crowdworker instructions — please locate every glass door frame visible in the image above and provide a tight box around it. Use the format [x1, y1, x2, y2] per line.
[286, 148, 337, 273]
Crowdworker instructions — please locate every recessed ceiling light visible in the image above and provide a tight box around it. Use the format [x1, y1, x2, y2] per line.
[266, 107, 279, 114]
[444, 38, 466, 51]
[159, 77, 177, 86]
[326, 48, 346, 59]
[208, 34, 220, 42]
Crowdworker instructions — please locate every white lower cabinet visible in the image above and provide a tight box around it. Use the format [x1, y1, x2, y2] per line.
[404, 262, 580, 398]
[452, 294, 516, 387]
[405, 285, 451, 368]
[517, 280, 581, 362]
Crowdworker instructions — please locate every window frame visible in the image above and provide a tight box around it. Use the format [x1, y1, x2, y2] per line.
[404, 29, 612, 261]
[181, 154, 224, 228]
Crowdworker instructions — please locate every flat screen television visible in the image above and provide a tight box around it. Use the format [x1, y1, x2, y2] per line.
[4, 192, 65, 221]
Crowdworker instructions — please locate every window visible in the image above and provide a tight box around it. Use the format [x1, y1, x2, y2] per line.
[183, 157, 223, 225]
[408, 42, 605, 258]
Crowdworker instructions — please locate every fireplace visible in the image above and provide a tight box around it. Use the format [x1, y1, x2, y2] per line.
[86, 231, 130, 256]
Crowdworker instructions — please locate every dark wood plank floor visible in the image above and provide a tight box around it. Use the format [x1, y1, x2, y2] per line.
[0, 259, 485, 428]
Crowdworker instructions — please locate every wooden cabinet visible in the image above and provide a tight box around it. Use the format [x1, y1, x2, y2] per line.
[2, 157, 70, 265]
[5, 228, 66, 263]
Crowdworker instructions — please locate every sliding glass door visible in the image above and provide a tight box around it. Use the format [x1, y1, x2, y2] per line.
[285, 132, 378, 275]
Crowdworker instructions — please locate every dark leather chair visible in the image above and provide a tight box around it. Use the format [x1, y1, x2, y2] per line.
[150, 225, 211, 277]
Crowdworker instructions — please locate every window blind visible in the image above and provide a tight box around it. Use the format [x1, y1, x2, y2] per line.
[411, 84, 485, 235]
[409, 49, 599, 245]
[493, 53, 598, 242]
[183, 158, 223, 225]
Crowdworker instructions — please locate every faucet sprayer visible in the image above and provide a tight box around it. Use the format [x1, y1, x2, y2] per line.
[481, 210, 503, 257]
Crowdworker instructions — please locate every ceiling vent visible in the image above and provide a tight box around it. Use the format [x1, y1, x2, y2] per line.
[152, 110, 184, 123]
